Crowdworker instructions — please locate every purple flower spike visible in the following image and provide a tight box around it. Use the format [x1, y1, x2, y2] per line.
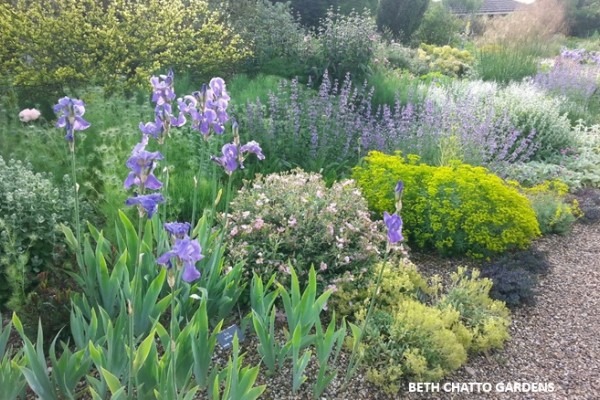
[164, 222, 191, 239]
[150, 69, 176, 106]
[126, 193, 165, 219]
[383, 211, 403, 244]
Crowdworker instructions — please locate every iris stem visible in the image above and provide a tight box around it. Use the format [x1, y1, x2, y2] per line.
[70, 147, 83, 267]
[170, 283, 177, 397]
[344, 245, 390, 385]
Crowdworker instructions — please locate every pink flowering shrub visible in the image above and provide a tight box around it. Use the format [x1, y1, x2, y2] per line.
[226, 168, 385, 288]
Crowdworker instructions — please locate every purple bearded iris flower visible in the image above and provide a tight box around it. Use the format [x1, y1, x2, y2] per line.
[179, 77, 230, 139]
[210, 119, 265, 174]
[53, 97, 91, 146]
[125, 193, 165, 219]
[150, 69, 176, 106]
[157, 237, 203, 282]
[210, 143, 239, 174]
[124, 136, 164, 191]
[383, 211, 403, 244]
[164, 221, 191, 240]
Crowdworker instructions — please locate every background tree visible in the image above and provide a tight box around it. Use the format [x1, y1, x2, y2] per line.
[561, 0, 600, 37]
[376, 0, 430, 42]
[414, 2, 464, 45]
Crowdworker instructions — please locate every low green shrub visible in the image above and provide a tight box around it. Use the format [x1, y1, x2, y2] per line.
[332, 260, 510, 393]
[417, 44, 475, 77]
[511, 180, 582, 235]
[353, 152, 541, 258]
[226, 168, 385, 289]
[0, 157, 74, 310]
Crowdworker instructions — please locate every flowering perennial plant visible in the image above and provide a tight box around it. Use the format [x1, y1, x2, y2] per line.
[240, 72, 549, 173]
[533, 50, 600, 104]
[53, 97, 91, 150]
[211, 120, 265, 175]
[178, 77, 231, 139]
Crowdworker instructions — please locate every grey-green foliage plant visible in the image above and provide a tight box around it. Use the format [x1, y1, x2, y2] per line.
[0, 156, 73, 308]
[250, 265, 341, 394]
[250, 273, 288, 376]
[0, 313, 27, 400]
[209, 334, 266, 400]
[313, 313, 346, 399]
[316, 7, 379, 81]
[12, 314, 91, 400]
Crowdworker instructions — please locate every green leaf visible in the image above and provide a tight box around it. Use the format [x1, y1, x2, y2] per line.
[133, 330, 155, 376]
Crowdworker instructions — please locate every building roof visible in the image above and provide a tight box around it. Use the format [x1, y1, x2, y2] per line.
[450, 0, 525, 16]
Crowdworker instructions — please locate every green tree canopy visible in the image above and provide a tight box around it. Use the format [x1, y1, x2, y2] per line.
[376, 0, 430, 42]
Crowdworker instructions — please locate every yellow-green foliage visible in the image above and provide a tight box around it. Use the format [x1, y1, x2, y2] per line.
[508, 179, 582, 235]
[0, 0, 250, 92]
[334, 260, 511, 393]
[418, 44, 474, 77]
[353, 151, 541, 258]
[438, 267, 511, 352]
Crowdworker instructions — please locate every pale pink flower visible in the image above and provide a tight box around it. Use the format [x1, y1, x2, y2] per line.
[288, 217, 297, 227]
[319, 262, 328, 271]
[254, 217, 264, 230]
[18, 108, 41, 122]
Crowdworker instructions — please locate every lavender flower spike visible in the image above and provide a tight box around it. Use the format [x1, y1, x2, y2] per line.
[383, 211, 403, 244]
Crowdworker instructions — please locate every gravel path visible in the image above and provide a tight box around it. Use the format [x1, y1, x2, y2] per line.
[405, 218, 600, 399]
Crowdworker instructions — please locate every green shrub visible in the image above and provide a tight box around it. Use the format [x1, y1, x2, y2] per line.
[226, 168, 385, 289]
[413, 3, 464, 46]
[0, 0, 249, 94]
[417, 44, 474, 77]
[353, 152, 541, 258]
[225, 0, 310, 77]
[510, 180, 582, 235]
[315, 8, 379, 81]
[0, 157, 74, 309]
[438, 267, 511, 352]
[332, 260, 510, 393]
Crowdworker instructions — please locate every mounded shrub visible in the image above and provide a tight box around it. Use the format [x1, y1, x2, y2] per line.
[225, 168, 385, 288]
[331, 260, 511, 393]
[353, 151, 541, 258]
[0, 157, 74, 309]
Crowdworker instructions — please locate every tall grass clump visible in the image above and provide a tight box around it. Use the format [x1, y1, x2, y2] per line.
[475, 0, 566, 83]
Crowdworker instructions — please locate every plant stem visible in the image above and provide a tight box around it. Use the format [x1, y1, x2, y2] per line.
[128, 213, 144, 396]
[170, 283, 177, 398]
[70, 147, 83, 267]
[344, 246, 390, 384]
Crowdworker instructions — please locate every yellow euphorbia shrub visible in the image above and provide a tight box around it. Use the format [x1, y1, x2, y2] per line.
[353, 151, 541, 258]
